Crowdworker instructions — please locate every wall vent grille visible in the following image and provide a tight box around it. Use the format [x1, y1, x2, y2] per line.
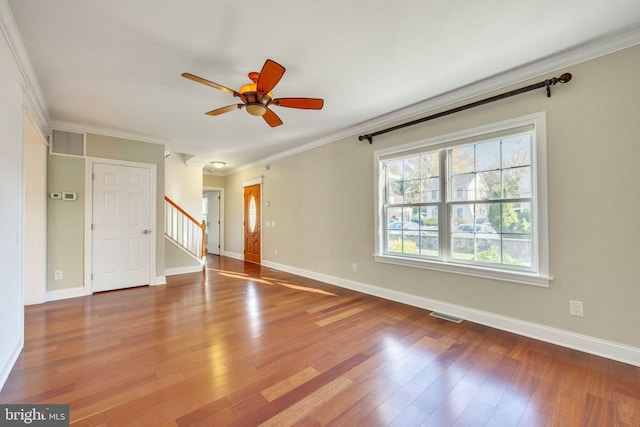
[429, 311, 463, 323]
[51, 130, 85, 156]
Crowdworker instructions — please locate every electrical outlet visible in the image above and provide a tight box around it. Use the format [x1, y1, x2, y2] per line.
[569, 300, 583, 317]
[54, 270, 63, 280]
[274, 249, 278, 257]
[352, 263, 358, 272]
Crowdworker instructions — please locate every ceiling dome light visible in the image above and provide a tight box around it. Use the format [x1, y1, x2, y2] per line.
[210, 161, 226, 169]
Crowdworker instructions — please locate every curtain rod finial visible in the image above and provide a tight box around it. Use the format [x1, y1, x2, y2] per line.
[359, 135, 373, 144]
[559, 73, 572, 83]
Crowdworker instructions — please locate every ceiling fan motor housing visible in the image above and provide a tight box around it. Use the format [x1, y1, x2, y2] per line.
[243, 93, 271, 116]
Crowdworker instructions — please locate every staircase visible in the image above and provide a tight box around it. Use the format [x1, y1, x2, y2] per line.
[164, 196, 206, 264]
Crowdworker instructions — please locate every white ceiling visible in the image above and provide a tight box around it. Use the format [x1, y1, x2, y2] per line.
[7, 0, 640, 171]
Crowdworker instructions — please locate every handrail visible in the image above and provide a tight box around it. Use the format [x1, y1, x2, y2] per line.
[165, 196, 205, 230]
[164, 196, 206, 259]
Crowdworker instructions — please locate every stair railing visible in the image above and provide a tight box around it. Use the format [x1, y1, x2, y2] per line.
[164, 196, 206, 259]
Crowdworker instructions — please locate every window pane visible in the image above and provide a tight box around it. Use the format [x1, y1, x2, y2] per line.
[404, 179, 421, 203]
[421, 233, 439, 257]
[451, 226, 474, 261]
[475, 203, 499, 233]
[502, 134, 531, 168]
[386, 159, 404, 204]
[404, 156, 421, 180]
[503, 167, 531, 198]
[452, 204, 474, 231]
[476, 139, 501, 172]
[451, 174, 474, 201]
[477, 171, 501, 200]
[248, 196, 257, 232]
[421, 152, 439, 178]
[388, 181, 404, 204]
[386, 207, 403, 254]
[422, 177, 439, 202]
[386, 158, 403, 178]
[476, 234, 501, 265]
[451, 145, 474, 175]
[484, 203, 502, 233]
[502, 202, 531, 234]
[503, 234, 532, 267]
[387, 207, 402, 225]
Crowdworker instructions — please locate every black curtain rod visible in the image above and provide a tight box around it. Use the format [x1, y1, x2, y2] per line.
[358, 72, 572, 144]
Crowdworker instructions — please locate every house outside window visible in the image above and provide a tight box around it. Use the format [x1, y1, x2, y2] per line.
[374, 113, 550, 286]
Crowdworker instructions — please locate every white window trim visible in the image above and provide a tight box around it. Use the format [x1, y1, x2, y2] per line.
[373, 112, 551, 287]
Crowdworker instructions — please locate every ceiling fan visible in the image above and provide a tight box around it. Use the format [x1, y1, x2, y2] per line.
[182, 59, 324, 127]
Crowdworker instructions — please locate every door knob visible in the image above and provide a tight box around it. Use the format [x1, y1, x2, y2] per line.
[142, 229, 151, 234]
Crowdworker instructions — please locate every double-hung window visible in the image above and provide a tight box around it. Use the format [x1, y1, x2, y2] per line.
[375, 113, 550, 286]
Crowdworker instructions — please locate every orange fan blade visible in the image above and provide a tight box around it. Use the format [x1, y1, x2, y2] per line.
[182, 73, 240, 97]
[273, 98, 324, 110]
[262, 108, 283, 127]
[256, 59, 285, 96]
[205, 104, 244, 116]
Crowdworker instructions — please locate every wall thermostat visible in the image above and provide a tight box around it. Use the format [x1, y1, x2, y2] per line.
[50, 192, 61, 199]
[62, 192, 77, 201]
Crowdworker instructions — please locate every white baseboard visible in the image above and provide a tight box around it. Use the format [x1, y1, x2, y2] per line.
[261, 259, 640, 367]
[0, 337, 23, 391]
[153, 276, 167, 286]
[165, 265, 203, 276]
[222, 251, 243, 261]
[46, 286, 88, 302]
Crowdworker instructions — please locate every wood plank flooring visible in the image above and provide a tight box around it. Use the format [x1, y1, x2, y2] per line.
[2, 256, 639, 426]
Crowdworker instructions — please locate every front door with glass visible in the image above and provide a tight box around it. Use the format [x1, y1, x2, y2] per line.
[243, 184, 261, 263]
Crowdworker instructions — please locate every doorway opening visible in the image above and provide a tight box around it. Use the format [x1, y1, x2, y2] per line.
[203, 187, 224, 256]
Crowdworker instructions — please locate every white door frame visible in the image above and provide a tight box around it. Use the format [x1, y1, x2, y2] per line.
[23, 111, 48, 305]
[204, 190, 220, 255]
[84, 157, 157, 294]
[203, 186, 224, 255]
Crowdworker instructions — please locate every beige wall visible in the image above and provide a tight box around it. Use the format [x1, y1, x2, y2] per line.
[203, 174, 225, 188]
[165, 153, 203, 218]
[24, 115, 48, 304]
[223, 44, 640, 349]
[46, 155, 85, 291]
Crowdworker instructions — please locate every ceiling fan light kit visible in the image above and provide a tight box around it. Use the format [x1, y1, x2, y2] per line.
[182, 59, 324, 127]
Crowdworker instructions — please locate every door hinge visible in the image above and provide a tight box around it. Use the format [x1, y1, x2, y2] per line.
[91, 173, 95, 180]
[91, 273, 93, 280]
[91, 223, 94, 231]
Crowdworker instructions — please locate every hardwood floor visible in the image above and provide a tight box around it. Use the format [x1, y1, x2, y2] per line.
[2, 256, 639, 426]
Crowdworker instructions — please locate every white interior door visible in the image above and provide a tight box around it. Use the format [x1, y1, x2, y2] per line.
[206, 191, 220, 255]
[92, 163, 151, 292]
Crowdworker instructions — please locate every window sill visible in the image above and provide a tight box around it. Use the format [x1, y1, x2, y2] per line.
[374, 254, 551, 287]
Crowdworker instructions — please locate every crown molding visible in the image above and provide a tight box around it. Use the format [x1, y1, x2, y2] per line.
[0, 0, 49, 129]
[50, 120, 168, 146]
[227, 28, 640, 175]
